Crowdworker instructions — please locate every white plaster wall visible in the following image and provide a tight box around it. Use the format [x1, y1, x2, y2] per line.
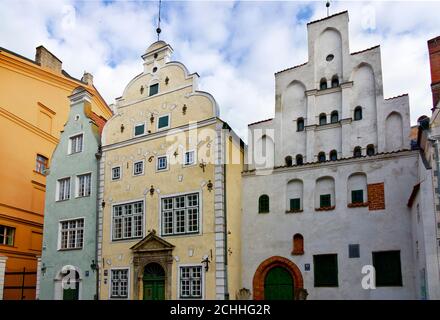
[241, 152, 418, 299]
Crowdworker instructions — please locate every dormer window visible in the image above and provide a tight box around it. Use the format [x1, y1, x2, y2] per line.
[319, 113, 327, 125]
[331, 75, 339, 88]
[320, 78, 327, 90]
[149, 83, 159, 96]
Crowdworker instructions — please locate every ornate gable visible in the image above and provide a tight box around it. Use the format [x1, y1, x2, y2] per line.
[130, 230, 174, 253]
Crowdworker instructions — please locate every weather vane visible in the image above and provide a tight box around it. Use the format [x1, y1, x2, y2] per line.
[156, 0, 162, 41]
[326, 1, 330, 17]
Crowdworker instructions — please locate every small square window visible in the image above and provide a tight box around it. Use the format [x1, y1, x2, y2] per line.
[320, 194, 331, 208]
[348, 244, 360, 258]
[69, 134, 83, 154]
[373, 251, 402, 287]
[157, 156, 168, 171]
[149, 83, 159, 96]
[290, 198, 301, 211]
[314, 254, 338, 287]
[184, 151, 195, 166]
[133, 161, 144, 176]
[351, 190, 364, 204]
[158, 115, 169, 130]
[0, 225, 15, 246]
[112, 167, 121, 180]
[134, 123, 145, 136]
[36, 154, 48, 175]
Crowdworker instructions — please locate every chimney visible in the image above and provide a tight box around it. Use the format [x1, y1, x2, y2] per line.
[428, 36, 440, 107]
[81, 71, 94, 86]
[35, 46, 62, 73]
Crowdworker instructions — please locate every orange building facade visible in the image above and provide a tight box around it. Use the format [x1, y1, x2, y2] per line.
[0, 46, 112, 299]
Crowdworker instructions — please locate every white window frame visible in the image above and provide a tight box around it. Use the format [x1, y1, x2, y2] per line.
[111, 199, 145, 241]
[157, 114, 170, 131]
[75, 172, 92, 198]
[159, 191, 203, 237]
[156, 155, 169, 172]
[111, 166, 122, 181]
[109, 267, 131, 300]
[68, 133, 84, 155]
[57, 217, 85, 250]
[183, 150, 196, 167]
[133, 160, 144, 176]
[56, 177, 71, 201]
[133, 122, 146, 137]
[177, 264, 205, 300]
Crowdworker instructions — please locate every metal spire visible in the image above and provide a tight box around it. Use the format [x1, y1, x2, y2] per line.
[156, 0, 162, 41]
[326, 1, 330, 17]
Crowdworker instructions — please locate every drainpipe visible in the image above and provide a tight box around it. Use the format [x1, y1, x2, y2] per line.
[223, 162, 229, 300]
[95, 145, 102, 300]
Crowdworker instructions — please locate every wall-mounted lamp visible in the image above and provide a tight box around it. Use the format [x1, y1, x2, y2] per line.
[199, 160, 207, 172]
[150, 114, 155, 124]
[174, 150, 179, 158]
[120, 124, 125, 133]
[182, 104, 187, 115]
[149, 185, 155, 196]
[41, 263, 47, 276]
[140, 86, 144, 94]
[101, 200, 106, 208]
[201, 256, 211, 272]
[207, 180, 213, 192]
[90, 260, 98, 272]
[165, 77, 170, 85]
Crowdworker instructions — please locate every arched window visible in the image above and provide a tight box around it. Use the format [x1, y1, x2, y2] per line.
[354, 106, 362, 121]
[297, 118, 304, 132]
[331, 111, 339, 123]
[319, 113, 327, 125]
[320, 78, 327, 90]
[331, 75, 339, 88]
[258, 195, 269, 213]
[296, 154, 303, 165]
[318, 152, 326, 162]
[285, 156, 293, 167]
[292, 234, 304, 255]
[329, 150, 337, 161]
[366, 144, 375, 156]
[347, 173, 368, 207]
[287, 179, 303, 212]
[353, 146, 362, 158]
[315, 176, 335, 210]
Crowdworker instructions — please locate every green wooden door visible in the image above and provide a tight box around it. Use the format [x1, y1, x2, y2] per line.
[62, 270, 79, 300]
[264, 267, 294, 300]
[143, 263, 165, 300]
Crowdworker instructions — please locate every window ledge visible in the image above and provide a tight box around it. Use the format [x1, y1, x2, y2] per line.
[258, 211, 270, 214]
[315, 206, 336, 211]
[285, 209, 303, 214]
[33, 170, 47, 177]
[291, 250, 304, 255]
[347, 202, 369, 208]
[58, 247, 83, 251]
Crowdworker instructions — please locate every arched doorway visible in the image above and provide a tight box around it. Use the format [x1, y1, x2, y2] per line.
[143, 263, 165, 300]
[62, 270, 80, 300]
[264, 267, 294, 300]
[253, 256, 303, 300]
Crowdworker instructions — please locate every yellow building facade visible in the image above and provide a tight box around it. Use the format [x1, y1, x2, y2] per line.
[98, 41, 244, 300]
[0, 46, 112, 299]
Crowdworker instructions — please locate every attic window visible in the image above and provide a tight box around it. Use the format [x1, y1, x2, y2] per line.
[326, 54, 334, 62]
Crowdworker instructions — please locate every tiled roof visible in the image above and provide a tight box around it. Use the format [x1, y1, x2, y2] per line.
[89, 112, 107, 135]
[385, 93, 408, 100]
[248, 118, 274, 126]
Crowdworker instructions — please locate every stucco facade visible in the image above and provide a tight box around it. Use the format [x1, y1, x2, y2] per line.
[98, 41, 243, 300]
[39, 87, 105, 300]
[242, 11, 419, 299]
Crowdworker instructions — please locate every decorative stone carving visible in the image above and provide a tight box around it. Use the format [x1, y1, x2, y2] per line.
[236, 288, 251, 300]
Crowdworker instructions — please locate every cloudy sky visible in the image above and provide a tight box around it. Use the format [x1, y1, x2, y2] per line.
[1, 0, 439, 140]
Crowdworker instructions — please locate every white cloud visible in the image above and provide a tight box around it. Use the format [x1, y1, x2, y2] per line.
[0, 0, 438, 140]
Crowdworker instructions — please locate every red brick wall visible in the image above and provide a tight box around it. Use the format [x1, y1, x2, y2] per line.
[368, 182, 385, 210]
[428, 36, 440, 106]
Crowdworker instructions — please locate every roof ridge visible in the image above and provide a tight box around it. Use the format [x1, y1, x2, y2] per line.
[307, 10, 348, 26]
[248, 118, 274, 126]
[275, 62, 307, 75]
[350, 45, 380, 55]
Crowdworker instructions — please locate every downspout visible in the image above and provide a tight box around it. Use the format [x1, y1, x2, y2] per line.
[95, 144, 102, 300]
[223, 161, 229, 300]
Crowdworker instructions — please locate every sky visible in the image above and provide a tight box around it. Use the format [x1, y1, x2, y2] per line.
[1, 0, 439, 140]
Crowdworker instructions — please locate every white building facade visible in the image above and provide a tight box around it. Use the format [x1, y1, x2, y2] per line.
[242, 11, 421, 300]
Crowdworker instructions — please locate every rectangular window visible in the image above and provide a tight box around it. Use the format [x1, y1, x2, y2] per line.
[111, 269, 129, 298]
[77, 174, 91, 197]
[184, 151, 195, 166]
[134, 123, 145, 136]
[57, 178, 71, 201]
[0, 225, 15, 246]
[290, 198, 301, 211]
[157, 156, 168, 171]
[69, 134, 83, 154]
[133, 161, 144, 176]
[314, 254, 338, 287]
[59, 219, 84, 250]
[351, 190, 364, 204]
[348, 244, 360, 258]
[373, 251, 403, 287]
[35, 154, 48, 175]
[112, 201, 143, 240]
[112, 167, 121, 180]
[320, 194, 331, 208]
[149, 83, 159, 96]
[180, 266, 202, 299]
[158, 115, 169, 130]
[161, 193, 199, 236]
